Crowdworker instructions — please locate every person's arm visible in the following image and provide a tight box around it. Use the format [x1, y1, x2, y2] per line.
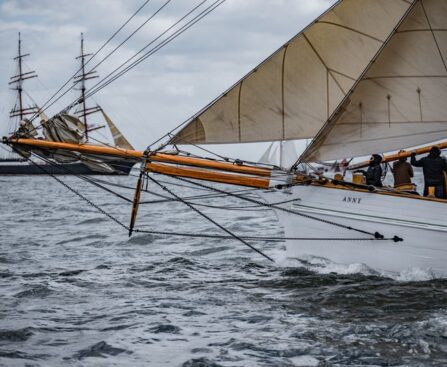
[373, 166, 383, 186]
[410, 152, 423, 167]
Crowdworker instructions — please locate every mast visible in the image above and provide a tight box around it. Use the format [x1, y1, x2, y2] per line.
[73, 33, 99, 141]
[9, 32, 37, 121]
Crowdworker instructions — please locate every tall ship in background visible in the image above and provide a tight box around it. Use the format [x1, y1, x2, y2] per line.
[3, 0, 446, 276]
[0, 33, 136, 175]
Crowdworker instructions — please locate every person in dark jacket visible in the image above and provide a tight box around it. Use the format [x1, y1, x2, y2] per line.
[362, 154, 383, 187]
[411, 146, 447, 199]
[393, 150, 413, 187]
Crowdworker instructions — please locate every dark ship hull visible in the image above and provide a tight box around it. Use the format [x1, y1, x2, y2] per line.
[0, 159, 135, 175]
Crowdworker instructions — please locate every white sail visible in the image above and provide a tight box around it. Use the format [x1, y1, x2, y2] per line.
[171, 0, 414, 145]
[301, 0, 447, 162]
[101, 110, 134, 150]
[258, 142, 276, 166]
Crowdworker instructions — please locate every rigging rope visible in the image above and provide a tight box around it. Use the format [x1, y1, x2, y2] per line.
[29, 0, 154, 123]
[27, 0, 226, 139]
[8, 145, 404, 254]
[35, 0, 173, 119]
[14, 149, 130, 231]
[83, 0, 226, 102]
[168, 176, 390, 240]
[146, 174, 275, 262]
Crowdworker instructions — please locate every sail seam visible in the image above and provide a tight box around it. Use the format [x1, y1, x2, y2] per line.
[329, 73, 347, 94]
[328, 69, 356, 81]
[397, 28, 447, 33]
[298, 0, 419, 162]
[303, 34, 346, 114]
[167, 0, 344, 145]
[317, 21, 384, 43]
[326, 70, 330, 119]
[281, 45, 289, 141]
[420, 0, 447, 73]
[238, 81, 243, 142]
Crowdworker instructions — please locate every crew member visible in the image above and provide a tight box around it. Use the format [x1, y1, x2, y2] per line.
[392, 150, 413, 187]
[411, 146, 447, 199]
[362, 154, 383, 187]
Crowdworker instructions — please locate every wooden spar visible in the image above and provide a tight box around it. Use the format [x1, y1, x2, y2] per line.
[129, 172, 144, 237]
[146, 162, 271, 189]
[7, 138, 144, 158]
[349, 141, 447, 170]
[5, 138, 272, 177]
[153, 153, 271, 177]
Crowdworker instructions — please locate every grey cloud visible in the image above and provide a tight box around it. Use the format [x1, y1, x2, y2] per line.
[1, 0, 335, 159]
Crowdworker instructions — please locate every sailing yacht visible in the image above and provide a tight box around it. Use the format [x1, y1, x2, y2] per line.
[3, 0, 447, 276]
[168, 0, 447, 276]
[0, 34, 136, 175]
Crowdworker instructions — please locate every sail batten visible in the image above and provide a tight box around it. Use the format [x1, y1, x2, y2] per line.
[300, 0, 447, 162]
[171, 0, 414, 146]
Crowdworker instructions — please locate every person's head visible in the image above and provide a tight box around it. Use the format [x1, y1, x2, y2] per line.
[429, 146, 441, 158]
[398, 150, 407, 162]
[369, 154, 382, 166]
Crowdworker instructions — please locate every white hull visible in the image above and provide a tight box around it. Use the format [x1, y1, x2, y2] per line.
[260, 186, 447, 277]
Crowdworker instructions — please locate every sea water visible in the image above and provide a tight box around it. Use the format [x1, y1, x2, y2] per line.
[1, 174, 446, 366]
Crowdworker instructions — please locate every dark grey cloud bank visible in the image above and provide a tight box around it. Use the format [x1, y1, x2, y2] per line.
[0, 0, 335, 159]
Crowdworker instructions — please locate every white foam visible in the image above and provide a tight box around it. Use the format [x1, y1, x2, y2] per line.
[289, 355, 320, 366]
[276, 254, 440, 281]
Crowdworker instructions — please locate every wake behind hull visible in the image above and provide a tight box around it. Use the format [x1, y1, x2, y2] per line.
[260, 186, 447, 277]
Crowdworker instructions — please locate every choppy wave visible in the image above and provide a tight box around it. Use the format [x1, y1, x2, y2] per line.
[1, 175, 446, 366]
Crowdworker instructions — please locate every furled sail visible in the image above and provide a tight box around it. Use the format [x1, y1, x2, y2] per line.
[101, 110, 134, 150]
[171, 0, 414, 145]
[42, 114, 86, 144]
[301, 0, 447, 162]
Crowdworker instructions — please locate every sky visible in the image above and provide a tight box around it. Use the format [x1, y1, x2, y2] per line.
[0, 0, 336, 161]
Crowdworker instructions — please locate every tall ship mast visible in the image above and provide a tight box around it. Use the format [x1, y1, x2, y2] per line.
[9, 32, 39, 124]
[73, 33, 102, 141]
[4, 0, 447, 276]
[0, 33, 136, 175]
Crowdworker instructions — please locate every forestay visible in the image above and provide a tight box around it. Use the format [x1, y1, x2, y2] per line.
[171, 0, 413, 145]
[301, 0, 447, 162]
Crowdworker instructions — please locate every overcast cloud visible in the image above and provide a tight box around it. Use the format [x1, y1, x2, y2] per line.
[0, 0, 336, 160]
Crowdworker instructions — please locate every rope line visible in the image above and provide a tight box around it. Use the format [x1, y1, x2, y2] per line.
[29, 0, 154, 123]
[147, 174, 275, 262]
[83, 0, 226, 102]
[169, 176, 387, 239]
[14, 150, 130, 231]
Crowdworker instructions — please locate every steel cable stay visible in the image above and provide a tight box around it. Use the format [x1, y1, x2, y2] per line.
[46, 0, 223, 121]
[26, 0, 225, 136]
[23, 150, 134, 203]
[145, 174, 275, 262]
[28, 0, 154, 123]
[35, 0, 175, 119]
[13, 149, 130, 231]
[83, 0, 226, 102]
[167, 176, 404, 242]
[9, 148, 404, 254]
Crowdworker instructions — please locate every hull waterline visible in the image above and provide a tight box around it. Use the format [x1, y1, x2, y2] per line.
[260, 185, 447, 277]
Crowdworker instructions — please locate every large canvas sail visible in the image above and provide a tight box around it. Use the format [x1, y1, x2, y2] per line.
[101, 110, 134, 150]
[171, 0, 414, 145]
[301, 0, 447, 162]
